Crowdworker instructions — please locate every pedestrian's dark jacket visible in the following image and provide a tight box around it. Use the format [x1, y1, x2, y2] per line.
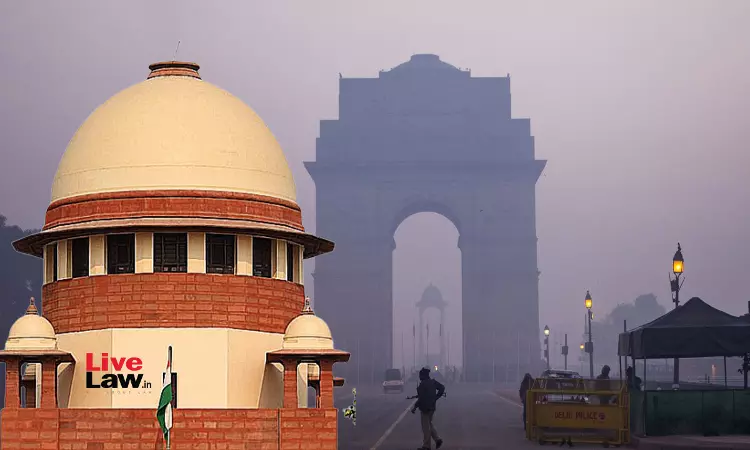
[519, 376, 533, 404]
[628, 374, 642, 391]
[415, 378, 445, 412]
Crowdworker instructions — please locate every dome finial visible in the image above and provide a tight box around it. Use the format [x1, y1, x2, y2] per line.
[147, 61, 201, 80]
[302, 297, 314, 315]
[25, 297, 38, 315]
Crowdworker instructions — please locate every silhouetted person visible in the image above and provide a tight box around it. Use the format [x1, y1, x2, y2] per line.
[411, 368, 445, 449]
[596, 365, 611, 404]
[519, 373, 533, 430]
[626, 366, 642, 391]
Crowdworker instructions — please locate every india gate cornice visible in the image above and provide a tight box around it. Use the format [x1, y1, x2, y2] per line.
[305, 160, 546, 181]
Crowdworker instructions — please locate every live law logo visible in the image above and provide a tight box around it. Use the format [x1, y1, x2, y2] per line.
[85, 353, 153, 390]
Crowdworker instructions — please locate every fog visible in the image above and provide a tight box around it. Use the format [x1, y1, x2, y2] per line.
[1, 1, 749, 370]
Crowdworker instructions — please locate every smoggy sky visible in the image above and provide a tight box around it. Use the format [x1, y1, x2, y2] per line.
[1, 1, 749, 368]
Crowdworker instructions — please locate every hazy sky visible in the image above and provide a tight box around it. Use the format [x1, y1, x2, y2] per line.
[1, 1, 749, 368]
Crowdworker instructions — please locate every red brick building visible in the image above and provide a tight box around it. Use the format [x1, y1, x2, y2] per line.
[2, 61, 349, 449]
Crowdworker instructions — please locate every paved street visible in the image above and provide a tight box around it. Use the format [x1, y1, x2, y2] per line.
[333, 383, 539, 450]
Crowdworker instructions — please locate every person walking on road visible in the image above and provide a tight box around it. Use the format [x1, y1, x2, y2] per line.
[519, 373, 533, 431]
[411, 367, 445, 450]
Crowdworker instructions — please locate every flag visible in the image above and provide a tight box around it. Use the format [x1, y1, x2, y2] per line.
[156, 346, 173, 447]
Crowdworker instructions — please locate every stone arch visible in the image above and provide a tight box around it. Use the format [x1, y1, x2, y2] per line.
[389, 200, 463, 238]
[306, 54, 546, 382]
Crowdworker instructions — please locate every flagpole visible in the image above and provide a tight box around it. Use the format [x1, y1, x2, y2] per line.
[168, 345, 172, 450]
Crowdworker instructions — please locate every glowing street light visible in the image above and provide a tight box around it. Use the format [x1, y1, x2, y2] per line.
[585, 291, 593, 310]
[673, 243, 684, 275]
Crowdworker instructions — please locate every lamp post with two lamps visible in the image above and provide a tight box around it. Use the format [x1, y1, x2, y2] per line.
[543, 325, 550, 370]
[585, 291, 594, 378]
[670, 243, 685, 386]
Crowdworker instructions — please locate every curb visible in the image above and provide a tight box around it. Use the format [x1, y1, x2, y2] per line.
[631, 434, 750, 450]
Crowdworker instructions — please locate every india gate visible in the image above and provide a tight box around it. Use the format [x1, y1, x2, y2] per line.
[306, 54, 546, 382]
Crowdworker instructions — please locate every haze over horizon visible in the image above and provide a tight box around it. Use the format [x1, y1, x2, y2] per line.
[1, 0, 749, 370]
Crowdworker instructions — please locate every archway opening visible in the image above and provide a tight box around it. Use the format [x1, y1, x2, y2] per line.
[392, 212, 462, 383]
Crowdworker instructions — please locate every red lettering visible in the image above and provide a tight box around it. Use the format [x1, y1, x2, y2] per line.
[85, 353, 100, 371]
[127, 357, 143, 371]
[111, 357, 127, 371]
[85, 353, 143, 372]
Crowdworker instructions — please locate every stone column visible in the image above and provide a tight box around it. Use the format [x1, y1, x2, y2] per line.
[460, 232, 541, 382]
[318, 360, 335, 408]
[4, 359, 20, 409]
[281, 359, 298, 408]
[41, 360, 57, 408]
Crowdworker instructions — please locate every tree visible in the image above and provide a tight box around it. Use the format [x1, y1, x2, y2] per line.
[584, 293, 667, 370]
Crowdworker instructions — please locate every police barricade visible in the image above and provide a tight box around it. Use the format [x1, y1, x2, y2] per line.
[525, 378, 630, 447]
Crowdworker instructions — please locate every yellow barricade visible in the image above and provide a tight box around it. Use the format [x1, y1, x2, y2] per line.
[525, 378, 630, 446]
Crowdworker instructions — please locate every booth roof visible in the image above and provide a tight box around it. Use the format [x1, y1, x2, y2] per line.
[618, 297, 750, 359]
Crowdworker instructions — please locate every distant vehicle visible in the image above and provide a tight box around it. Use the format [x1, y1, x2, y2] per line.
[538, 369, 588, 403]
[539, 369, 582, 379]
[383, 369, 404, 393]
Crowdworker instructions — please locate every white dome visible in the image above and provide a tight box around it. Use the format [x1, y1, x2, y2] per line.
[50, 62, 297, 204]
[5, 299, 57, 351]
[282, 300, 333, 350]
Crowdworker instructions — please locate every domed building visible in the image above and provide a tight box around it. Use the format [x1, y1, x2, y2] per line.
[1, 61, 349, 449]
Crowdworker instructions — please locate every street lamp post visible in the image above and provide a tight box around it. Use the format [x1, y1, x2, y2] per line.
[544, 325, 550, 370]
[585, 291, 594, 378]
[580, 343, 585, 374]
[670, 243, 685, 387]
[562, 334, 569, 371]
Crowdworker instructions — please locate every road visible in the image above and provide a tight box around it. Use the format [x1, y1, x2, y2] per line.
[332, 383, 539, 450]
